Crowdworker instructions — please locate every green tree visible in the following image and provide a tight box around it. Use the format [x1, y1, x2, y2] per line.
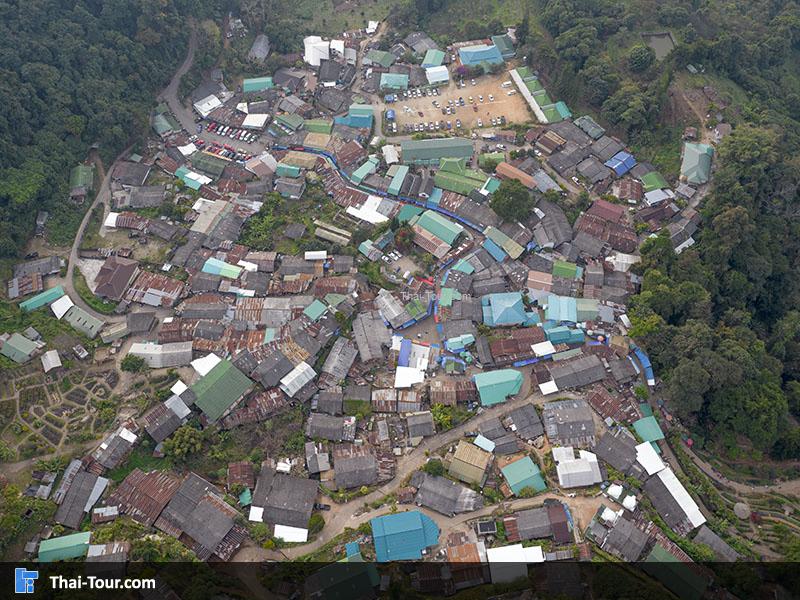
[430, 404, 452, 430]
[308, 513, 325, 535]
[628, 44, 655, 72]
[489, 179, 533, 221]
[120, 355, 147, 373]
[163, 425, 203, 459]
[422, 458, 445, 477]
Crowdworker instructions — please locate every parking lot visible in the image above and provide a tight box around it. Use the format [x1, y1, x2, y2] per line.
[391, 71, 531, 133]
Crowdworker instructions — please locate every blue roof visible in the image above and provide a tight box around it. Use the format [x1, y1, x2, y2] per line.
[604, 151, 637, 177]
[345, 541, 360, 557]
[398, 338, 412, 367]
[459, 44, 504, 66]
[481, 292, 527, 326]
[482, 238, 507, 262]
[371, 511, 440, 562]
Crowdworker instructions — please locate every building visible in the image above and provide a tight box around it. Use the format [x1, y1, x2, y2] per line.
[370, 511, 440, 561]
[334, 446, 378, 490]
[303, 35, 330, 66]
[414, 474, 483, 516]
[94, 256, 139, 300]
[250, 466, 318, 542]
[552, 447, 603, 488]
[128, 341, 193, 368]
[401, 138, 473, 166]
[380, 72, 409, 91]
[680, 142, 714, 185]
[1, 332, 38, 363]
[542, 399, 596, 446]
[458, 44, 504, 67]
[38, 531, 92, 563]
[247, 34, 270, 62]
[481, 292, 531, 326]
[472, 370, 522, 407]
[192, 359, 253, 422]
[501, 456, 547, 495]
[448, 440, 491, 485]
[643, 467, 706, 534]
[425, 65, 449, 86]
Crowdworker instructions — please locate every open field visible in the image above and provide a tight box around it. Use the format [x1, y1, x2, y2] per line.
[393, 71, 532, 132]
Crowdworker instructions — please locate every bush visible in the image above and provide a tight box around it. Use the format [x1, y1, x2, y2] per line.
[422, 458, 445, 477]
[308, 513, 325, 535]
[120, 355, 147, 373]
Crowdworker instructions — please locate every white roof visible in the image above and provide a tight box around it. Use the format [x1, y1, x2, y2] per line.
[242, 113, 269, 129]
[382, 144, 400, 165]
[193, 94, 222, 118]
[487, 543, 544, 563]
[178, 143, 197, 157]
[635, 442, 666, 475]
[538, 380, 558, 395]
[237, 260, 258, 272]
[601, 507, 619, 524]
[119, 427, 137, 444]
[366, 20, 379, 34]
[164, 394, 191, 420]
[605, 252, 640, 273]
[555, 449, 602, 488]
[607, 483, 623, 499]
[103, 212, 120, 228]
[656, 468, 706, 529]
[552, 446, 575, 463]
[622, 495, 637, 511]
[50, 295, 75, 320]
[394, 365, 425, 388]
[273, 524, 309, 543]
[236, 102, 249, 114]
[170, 379, 188, 395]
[303, 36, 330, 66]
[304, 250, 328, 261]
[643, 188, 674, 206]
[280, 361, 316, 397]
[41, 350, 62, 373]
[474, 434, 495, 452]
[248, 506, 264, 522]
[330, 39, 345, 55]
[191, 352, 222, 376]
[426, 65, 450, 85]
[346, 195, 391, 224]
[531, 340, 556, 357]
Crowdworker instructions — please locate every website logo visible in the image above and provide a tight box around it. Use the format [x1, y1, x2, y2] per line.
[14, 568, 38, 594]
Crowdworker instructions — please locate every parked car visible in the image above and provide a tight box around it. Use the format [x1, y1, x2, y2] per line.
[314, 503, 331, 511]
[477, 118, 482, 127]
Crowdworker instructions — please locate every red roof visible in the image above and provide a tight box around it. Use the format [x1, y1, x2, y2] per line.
[586, 198, 625, 223]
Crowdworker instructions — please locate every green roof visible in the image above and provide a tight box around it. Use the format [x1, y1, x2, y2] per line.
[479, 152, 505, 168]
[401, 138, 473, 165]
[681, 142, 714, 185]
[276, 113, 305, 130]
[276, 163, 302, 178]
[69, 164, 95, 191]
[191, 152, 227, 178]
[484, 226, 524, 259]
[153, 113, 180, 135]
[380, 72, 409, 90]
[1, 332, 38, 363]
[397, 205, 424, 224]
[19, 285, 65, 312]
[434, 169, 487, 195]
[349, 104, 374, 117]
[242, 76, 274, 93]
[63, 306, 103, 339]
[304, 118, 333, 134]
[439, 287, 461, 308]
[303, 299, 328, 321]
[641, 171, 669, 192]
[501, 456, 546, 495]
[552, 260, 579, 279]
[491, 34, 515, 58]
[192, 359, 253, 422]
[473, 369, 523, 406]
[643, 544, 708, 600]
[412, 210, 464, 245]
[365, 49, 395, 68]
[422, 49, 445, 67]
[39, 531, 91, 562]
[633, 415, 665, 442]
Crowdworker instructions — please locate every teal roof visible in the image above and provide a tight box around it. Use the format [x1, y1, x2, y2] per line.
[545, 294, 578, 323]
[349, 104, 374, 117]
[388, 165, 409, 196]
[19, 285, 65, 312]
[401, 138, 473, 165]
[412, 210, 464, 245]
[396, 204, 423, 224]
[192, 359, 253, 422]
[439, 287, 461, 308]
[481, 292, 528, 326]
[351, 157, 379, 184]
[633, 415, 665, 442]
[38, 531, 91, 562]
[458, 44, 504, 67]
[242, 76, 274, 93]
[239, 488, 252, 506]
[202, 257, 243, 279]
[303, 299, 328, 321]
[681, 142, 714, 185]
[380, 72, 409, 90]
[366, 49, 395, 68]
[371, 511, 439, 562]
[276, 163, 302, 178]
[491, 34, 515, 58]
[501, 456, 547, 495]
[1, 332, 38, 363]
[473, 369, 523, 406]
[422, 49, 445, 67]
[451, 259, 475, 274]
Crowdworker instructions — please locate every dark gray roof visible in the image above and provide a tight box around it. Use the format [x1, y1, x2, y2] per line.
[253, 467, 318, 529]
[415, 474, 483, 516]
[144, 403, 182, 443]
[334, 454, 378, 489]
[542, 399, 596, 445]
[694, 525, 739, 562]
[608, 357, 638, 384]
[493, 434, 521, 455]
[13, 255, 62, 278]
[506, 403, 544, 441]
[306, 413, 345, 441]
[516, 507, 552, 540]
[592, 428, 643, 479]
[316, 388, 344, 415]
[478, 416, 506, 440]
[182, 302, 228, 320]
[407, 412, 435, 438]
[548, 354, 606, 389]
[643, 474, 693, 532]
[603, 516, 650, 561]
[251, 350, 293, 388]
[126, 311, 156, 334]
[344, 384, 371, 402]
[54, 470, 99, 529]
[189, 272, 222, 294]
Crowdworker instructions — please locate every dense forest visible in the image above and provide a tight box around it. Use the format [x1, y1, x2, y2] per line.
[0, 0, 224, 259]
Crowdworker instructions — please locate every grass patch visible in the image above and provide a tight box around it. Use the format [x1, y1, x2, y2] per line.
[72, 268, 118, 315]
[106, 443, 172, 483]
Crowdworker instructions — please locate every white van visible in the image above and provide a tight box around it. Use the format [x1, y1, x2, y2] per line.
[501, 81, 512, 88]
